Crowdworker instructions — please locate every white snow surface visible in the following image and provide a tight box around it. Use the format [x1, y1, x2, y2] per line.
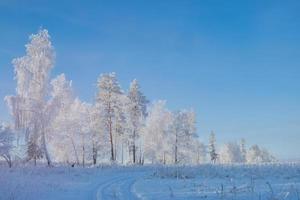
[0, 163, 300, 200]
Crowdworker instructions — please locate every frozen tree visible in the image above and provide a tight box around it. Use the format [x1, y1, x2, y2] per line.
[260, 148, 276, 163]
[51, 98, 91, 165]
[56, 99, 91, 166]
[219, 142, 244, 164]
[246, 145, 262, 163]
[239, 138, 247, 162]
[74, 101, 91, 167]
[49, 74, 73, 111]
[194, 140, 206, 164]
[96, 73, 123, 162]
[88, 106, 103, 165]
[117, 101, 130, 165]
[47, 74, 76, 163]
[5, 29, 55, 166]
[127, 79, 148, 164]
[170, 110, 197, 164]
[183, 138, 203, 165]
[48, 76, 104, 165]
[246, 144, 275, 163]
[111, 94, 128, 164]
[48, 74, 93, 166]
[209, 131, 218, 163]
[143, 101, 172, 164]
[0, 124, 14, 167]
[27, 137, 43, 166]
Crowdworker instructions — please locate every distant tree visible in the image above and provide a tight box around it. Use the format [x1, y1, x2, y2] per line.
[246, 144, 275, 163]
[259, 148, 276, 163]
[170, 110, 197, 164]
[239, 138, 247, 162]
[183, 138, 205, 165]
[0, 124, 14, 167]
[143, 101, 172, 164]
[194, 140, 206, 164]
[246, 145, 261, 163]
[219, 142, 244, 164]
[127, 79, 148, 164]
[209, 131, 218, 163]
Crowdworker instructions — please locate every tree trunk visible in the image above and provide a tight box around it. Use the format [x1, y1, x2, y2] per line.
[114, 134, 117, 162]
[71, 138, 80, 165]
[174, 132, 178, 164]
[82, 145, 85, 167]
[41, 127, 51, 166]
[109, 115, 114, 161]
[82, 133, 85, 167]
[3, 155, 12, 168]
[133, 130, 136, 164]
[93, 143, 97, 165]
[121, 141, 124, 165]
[139, 146, 142, 165]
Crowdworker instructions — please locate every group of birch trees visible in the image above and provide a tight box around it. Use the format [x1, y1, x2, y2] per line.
[0, 29, 275, 167]
[3, 29, 200, 166]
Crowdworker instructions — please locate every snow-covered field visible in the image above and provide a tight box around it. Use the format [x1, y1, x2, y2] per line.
[0, 163, 300, 200]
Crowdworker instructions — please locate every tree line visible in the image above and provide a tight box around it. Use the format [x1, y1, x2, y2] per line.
[0, 29, 275, 167]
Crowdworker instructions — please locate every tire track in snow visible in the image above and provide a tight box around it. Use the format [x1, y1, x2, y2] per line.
[96, 175, 139, 200]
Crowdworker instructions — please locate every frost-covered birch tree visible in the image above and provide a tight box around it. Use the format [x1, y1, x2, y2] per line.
[170, 110, 197, 164]
[127, 79, 148, 164]
[5, 29, 55, 166]
[48, 74, 77, 163]
[143, 101, 172, 164]
[88, 106, 103, 165]
[113, 95, 128, 163]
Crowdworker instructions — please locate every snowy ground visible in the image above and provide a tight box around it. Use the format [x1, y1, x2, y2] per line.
[0, 163, 299, 200]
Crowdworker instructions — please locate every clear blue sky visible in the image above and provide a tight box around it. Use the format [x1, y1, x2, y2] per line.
[0, 0, 299, 160]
